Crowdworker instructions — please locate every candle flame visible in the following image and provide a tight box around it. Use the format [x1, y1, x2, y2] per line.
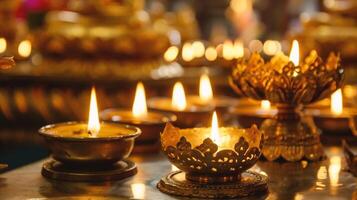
[199, 74, 213, 102]
[164, 46, 179, 62]
[261, 100, 271, 110]
[222, 40, 234, 60]
[18, 40, 32, 58]
[0, 38, 7, 54]
[192, 41, 205, 58]
[211, 111, 221, 144]
[289, 40, 300, 66]
[88, 87, 100, 137]
[205, 46, 217, 61]
[132, 82, 148, 117]
[233, 40, 244, 59]
[329, 156, 341, 187]
[331, 89, 343, 115]
[182, 42, 194, 62]
[172, 82, 187, 111]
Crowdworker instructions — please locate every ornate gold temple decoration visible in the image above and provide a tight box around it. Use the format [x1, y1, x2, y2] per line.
[158, 123, 268, 198]
[229, 51, 344, 161]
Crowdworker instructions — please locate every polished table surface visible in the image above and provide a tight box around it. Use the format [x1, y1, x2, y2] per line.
[0, 147, 356, 200]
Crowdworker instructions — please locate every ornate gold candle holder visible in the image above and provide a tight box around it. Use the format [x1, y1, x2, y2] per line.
[157, 117, 268, 199]
[230, 46, 344, 162]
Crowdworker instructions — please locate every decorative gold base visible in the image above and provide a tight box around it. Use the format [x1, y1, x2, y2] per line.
[157, 170, 268, 199]
[260, 106, 325, 162]
[42, 159, 137, 182]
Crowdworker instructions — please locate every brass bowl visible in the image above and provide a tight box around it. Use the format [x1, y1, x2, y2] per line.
[39, 121, 141, 166]
[161, 123, 262, 183]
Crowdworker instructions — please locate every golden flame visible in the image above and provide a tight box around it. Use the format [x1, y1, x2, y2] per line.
[233, 40, 244, 59]
[192, 41, 205, 58]
[182, 42, 194, 62]
[87, 87, 100, 137]
[211, 111, 221, 144]
[331, 89, 343, 115]
[199, 74, 213, 102]
[172, 82, 187, 111]
[289, 40, 300, 66]
[18, 40, 32, 58]
[260, 100, 271, 110]
[164, 46, 179, 62]
[205, 46, 217, 61]
[0, 38, 7, 54]
[132, 82, 148, 118]
[131, 183, 146, 199]
[222, 40, 234, 60]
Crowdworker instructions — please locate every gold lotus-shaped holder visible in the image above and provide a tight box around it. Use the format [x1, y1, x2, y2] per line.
[161, 123, 262, 183]
[229, 51, 344, 162]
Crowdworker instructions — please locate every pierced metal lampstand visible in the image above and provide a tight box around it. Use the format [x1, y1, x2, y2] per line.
[229, 51, 344, 161]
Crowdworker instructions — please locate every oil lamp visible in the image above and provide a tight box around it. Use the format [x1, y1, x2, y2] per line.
[39, 87, 141, 181]
[306, 89, 356, 134]
[148, 81, 213, 128]
[100, 82, 176, 153]
[157, 112, 268, 199]
[230, 40, 344, 161]
[229, 100, 277, 128]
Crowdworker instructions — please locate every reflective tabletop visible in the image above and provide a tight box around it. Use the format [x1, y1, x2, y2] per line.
[0, 147, 356, 200]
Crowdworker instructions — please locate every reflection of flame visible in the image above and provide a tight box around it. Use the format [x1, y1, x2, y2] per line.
[182, 42, 194, 62]
[192, 41, 205, 58]
[88, 87, 100, 137]
[0, 38, 6, 54]
[329, 156, 341, 188]
[18, 40, 32, 58]
[289, 40, 300, 66]
[233, 40, 244, 59]
[331, 89, 343, 115]
[131, 183, 146, 199]
[222, 40, 234, 60]
[132, 82, 148, 118]
[211, 111, 221, 144]
[199, 74, 213, 102]
[164, 46, 179, 62]
[205, 46, 217, 61]
[260, 100, 271, 110]
[172, 82, 187, 111]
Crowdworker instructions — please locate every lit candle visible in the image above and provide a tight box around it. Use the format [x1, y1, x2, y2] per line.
[182, 42, 194, 62]
[18, 40, 32, 58]
[210, 111, 221, 144]
[199, 74, 213, 103]
[233, 40, 244, 59]
[0, 38, 7, 54]
[205, 46, 217, 61]
[289, 40, 299, 77]
[164, 46, 179, 62]
[172, 82, 187, 111]
[132, 82, 148, 118]
[331, 89, 343, 115]
[192, 41, 205, 58]
[87, 87, 101, 137]
[222, 40, 234, 60]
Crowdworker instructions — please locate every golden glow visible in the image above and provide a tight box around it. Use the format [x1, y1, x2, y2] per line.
[192, 41, 205, 58]
[329, 156, 341, 187]
[132, 82, 148, 118]
[18, 40, 32, 58]
[331, 89, 343, 115]
[222, 40, 234, 60]
[199, 74, 213, 102]
[172, 82, 187, 111]
[131, 183, 146, 199]
[182, 42, 194, 62]
[205, 46, 217, 61]
[0, 38, 7, 53]
[164, 46, 179, 62]
[87, 87, 101, 137]
[289, 40, 300, 66]
[230, 0, 253, 14]
[210, 111, 221, 145]
[261, 100, 271, 110]
[263, 40, 281, 56]
[233, 40, 244, 59]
